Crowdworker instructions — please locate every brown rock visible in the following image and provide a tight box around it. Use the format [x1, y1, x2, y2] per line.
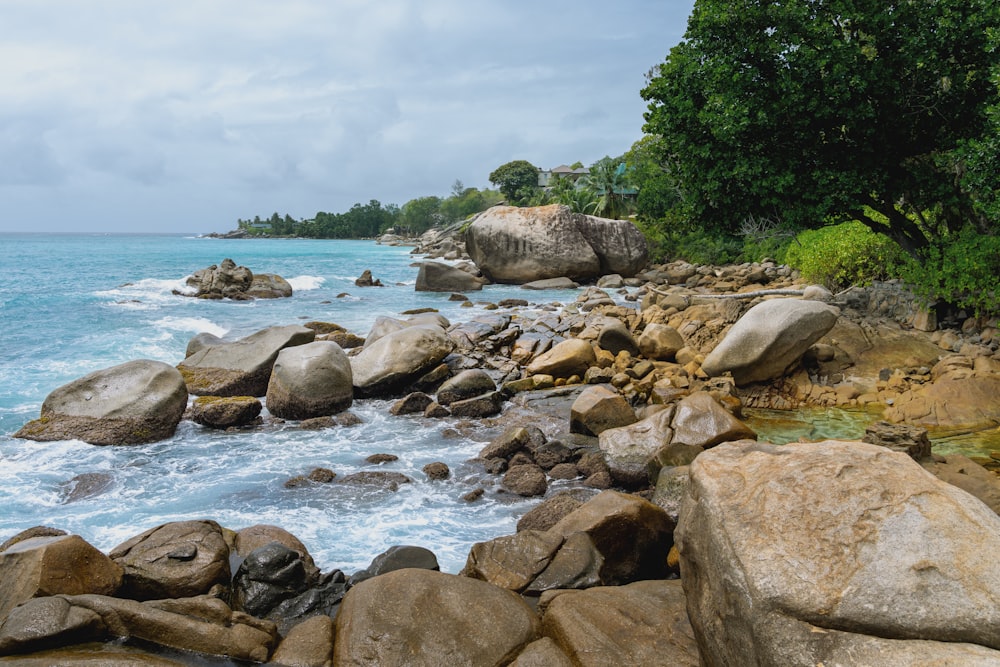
[570, 385, 636, 436]
[670, 391, 755, 448]
[548, 490, 674, 585]
[270, 614, 334, 667]
[525, 339, 596, 379]
[462, 530, 565, 592]
[110, 520, 230, 601]
[541, 580, 699, 666]
[509, 637, 574, 667]
[503, 464, 548, 497]
[516, 492, 587, 532]
[190, 395, 262, 429]
[333, 568, 540, 666]
[0, 535, 124, 622]
[422, 462, 450, 480]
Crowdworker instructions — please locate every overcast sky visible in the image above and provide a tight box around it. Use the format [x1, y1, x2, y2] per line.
[1, 1, 694, 233]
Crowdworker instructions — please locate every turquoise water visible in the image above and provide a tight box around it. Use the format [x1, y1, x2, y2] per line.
[0, 234, 581, 573]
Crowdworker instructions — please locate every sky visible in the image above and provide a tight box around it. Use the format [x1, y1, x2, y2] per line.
[1, 1, 695, 233]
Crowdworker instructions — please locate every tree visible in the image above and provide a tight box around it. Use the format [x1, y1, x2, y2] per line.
[400, 196, 443, 234]
[488, 160, 539, 203]
[625, 135, 683, 222]
[584, 156, 634, 220]
[642, 0, 999, 258]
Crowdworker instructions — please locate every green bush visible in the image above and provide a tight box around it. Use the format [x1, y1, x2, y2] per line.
[636, 219, 743, 265]
[784, 221, 910, 291]
[901, 226, 1000, 315]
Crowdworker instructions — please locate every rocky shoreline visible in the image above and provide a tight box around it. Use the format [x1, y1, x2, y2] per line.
[5, 206, 1000, 664]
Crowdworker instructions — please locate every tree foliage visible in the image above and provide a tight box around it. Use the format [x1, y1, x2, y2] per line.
[488, 160, 539, 203]
[641, 0, 1000, 257]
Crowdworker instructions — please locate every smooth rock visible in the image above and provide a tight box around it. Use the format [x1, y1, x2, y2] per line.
[570, 385, 636, 436]
[351, 325, 455, 397]
[266, 341, 353, 420]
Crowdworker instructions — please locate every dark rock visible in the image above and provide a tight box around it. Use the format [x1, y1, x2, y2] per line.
[190, 395, 262, 429]
[862, 421, 933, 460]
[365, 453, 399, 464]
[423, 462, 450, 480]
[354, 269, 383, 287]
[59, 472, 114, 503]
[338, 471, 413, 491]
[449, 391, 504, 418]
[516, 491, 587, 532]
[390, 392, 434, 415]
[503, 464, 548, 497]
[348, 545, 440, 586]
[437, 369, 497, 406]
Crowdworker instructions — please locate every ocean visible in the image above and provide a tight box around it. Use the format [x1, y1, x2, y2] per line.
[0, 233, 584, 573]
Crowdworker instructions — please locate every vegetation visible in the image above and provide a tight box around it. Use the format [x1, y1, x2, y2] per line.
[634, 0, 1000, 313]
[488, 160, 541, 204]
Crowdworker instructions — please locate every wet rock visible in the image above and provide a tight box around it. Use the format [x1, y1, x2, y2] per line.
[436, 369, 496, 406]
[354, 269, 383, 287]
[449, 391, 504, 418]
[266, 341, 353, 420]
[570, 385, 636, 436]
[59, 472, 115, 503]
[270, 614, 334, 667]
[248, 273, 293, 299]
[232, 542, 315, 618]
[423, 462, 450, 480]
[596, 317, 639, 357]
[862, 421, 932, 460]
[462, 530, 565, 592]
[390, 392, 434, 415]
[351, 325, 455, 398]
[190, 395, 262, 429]
[503, 464, 548, 497]
[516, 492, 587, 533]
[638, 323, 686, 361]
[415, 261, 486, 292]
[338, 471, 413, 491]
[524, 531, 604, 595]
[177, 325, 315, 397]
[15, 360, 188, 446]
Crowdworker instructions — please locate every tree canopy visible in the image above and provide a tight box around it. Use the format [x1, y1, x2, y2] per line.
[641, 0, 1000, 257]
[488, 160, 540, 203]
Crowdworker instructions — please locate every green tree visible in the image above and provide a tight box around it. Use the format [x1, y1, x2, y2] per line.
[440, 186, 504, 223]
[399, 196, 443, 234]
[624, 135, 682, 222]
[488, 160, 539, 203]
[584, 156, 634, 220]
[642, 0, 999, 258]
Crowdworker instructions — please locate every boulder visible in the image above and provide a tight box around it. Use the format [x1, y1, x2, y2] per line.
[177, 325, 315, 397]
[922, 454, 1000, 515]
[548, 490, 674, 585]
[436, 369, 496, 406]
[351, 325, 455, 397]
[521, 277, 580, 290]
[516, 491, 588, 533]
[523, 531, 604, 595]
[883, 374, 1000, 430]
[509, 637, 574, 667]
[190, 395, 262, 429]
[270, 614, 334, 667]
[462, 530, 565, 592]
[231, 542, 317, 617]
[389, 391, 434, 415]
[333, 568, 540, 666]
[638, 323, 686, 361]
[678, 439, 1000, 666]
[525, 339, 596, 379]
[596, 318, 639, 357]
[109, 520, 230, 601]
[265, 341, 353, 420]
[354, 269, 383, 287]
[349, 545, 440, 586]
[0, 593, 277, 662]
[247, 273, 293, 298]
[570, 385, 636, 436]
[233, 524, 318, 579]
[448, 391, 504, 418]
[0, 535, 124, 622]
[415, 261, 486, 292]
[464, 204, 647, 283]
[503, 464, 549, 497]
[700, 298, 840, 385]
[14, 360, 188, 446]
[540, 580, 699, 666]
[670, 392, 756, 448]
[183, 258, 253, 298]
[598, 406, 675, 486]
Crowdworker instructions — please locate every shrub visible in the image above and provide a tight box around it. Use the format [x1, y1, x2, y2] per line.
[784, 221, 910, 291]
[901, 226, 1000, 315]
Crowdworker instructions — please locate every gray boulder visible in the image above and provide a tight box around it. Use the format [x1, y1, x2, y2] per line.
[351, 325, 455, 397]
[334, 568, 540, 666]
[184, 258, 253, 298]
[14, 360, 188, 445]
[465, 205, 648, 283]
[678, 439, 1000, 666]
[415, 261, 487, 292]
[598, 406, 675, 486]
[701, 298, 839, 385]
[266, 341, 353, 419]
[247, 273, 293, 298]
[596, 317, 639, 356]
[670, 391, 756, 448]
[436, 369, 496, 406]
[177, 325, 315, 396]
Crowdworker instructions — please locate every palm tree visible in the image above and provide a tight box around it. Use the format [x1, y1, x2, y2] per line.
[584, 156, 635, 220]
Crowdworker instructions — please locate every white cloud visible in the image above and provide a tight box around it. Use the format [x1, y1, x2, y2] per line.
[0, 0, 693, 231]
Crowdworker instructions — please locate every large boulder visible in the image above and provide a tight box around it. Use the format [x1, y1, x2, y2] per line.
[177, 325, 315, 396]
[0, 535, 123, 622]
[884, 373, 1000, 430]
[266, 341, 353, 419]
[351, 325, 455, 397]
[436, 369, 496, 406]
[247, 273, 293, 299]
[540, 580, 699, 666]
[333, 568, 539, 666]
[109, 520, 231, 601]
[14, 360, 188, 445]
[700, 298, 839, 385]
[415, 261, 487, 292]
[678, 439, 1000, 666]
[464, 205, 647, 283]
[598, 406, 675, 486]
[184, 258, 253, 298]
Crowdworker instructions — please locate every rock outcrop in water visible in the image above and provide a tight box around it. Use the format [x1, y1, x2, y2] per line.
[13, 360, 188, 446]
[181, 258, 293, 300]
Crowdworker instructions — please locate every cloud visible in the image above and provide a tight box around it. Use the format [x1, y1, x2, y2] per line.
[0, 0, 693, 232]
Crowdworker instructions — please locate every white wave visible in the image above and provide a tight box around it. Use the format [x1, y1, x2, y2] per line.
[287, 275, 325, 291]
[153, 316, 228, 338]
[97, 277, 196, 304]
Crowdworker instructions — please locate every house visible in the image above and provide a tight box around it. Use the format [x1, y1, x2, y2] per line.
[537, 164, 591, 188]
